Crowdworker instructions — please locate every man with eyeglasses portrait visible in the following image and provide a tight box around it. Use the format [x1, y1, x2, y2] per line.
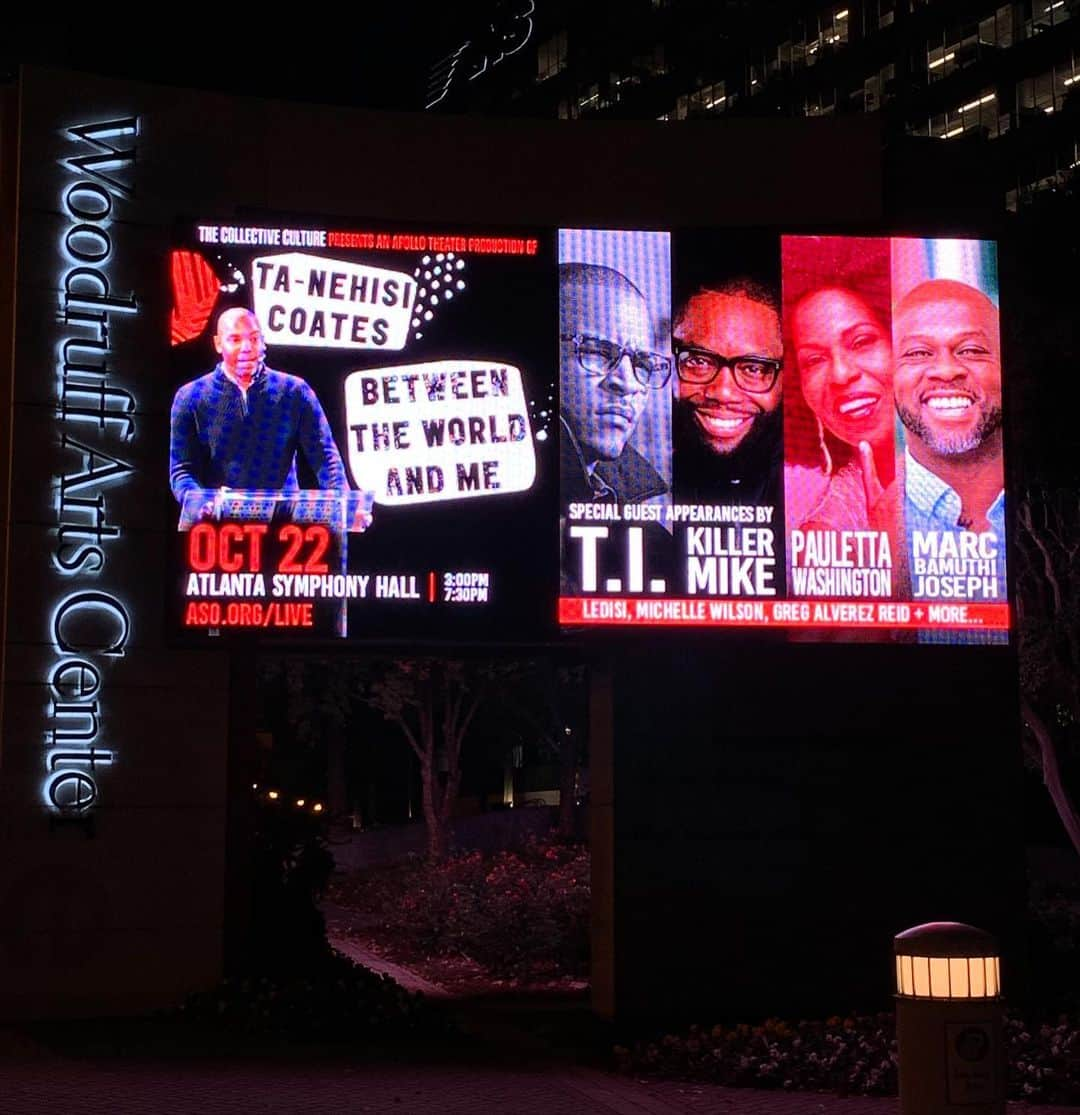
[558, 262, 672, 507]
[671, 281, 784, 509]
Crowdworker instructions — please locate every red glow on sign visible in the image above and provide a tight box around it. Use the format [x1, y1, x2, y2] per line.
[558, 597, 1010, 630]
[170, 249, 218, 345]
[183, 601, 315, 628]
[188, 523, 269, 572]
[186, 523, 333, 575]
[326, 229, 538, 256]
[277, 524, 331, 574]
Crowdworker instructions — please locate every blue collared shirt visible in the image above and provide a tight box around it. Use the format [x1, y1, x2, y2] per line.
[169, 364, 346, 502]
[905, 447, 1006, 602]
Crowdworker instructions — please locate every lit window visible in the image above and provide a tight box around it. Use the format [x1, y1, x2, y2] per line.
[1024, 0, 1069, 36]
[577, 84, 600, 113]
[683, 81, 728, 116]
[863, 67, 893, 113]
[634, 45, 667, 78]
[829, 8, 849, 45]
[536, 31, 568, 83]
[608, 70, 641, 104]
[932, 89, 1003, 140]
[803, 86, 836, 116]
[996, 4, 1014, 48]
[1018, 70, 1057, 116]
[978, 14, 998, 46]
[928, 48, 956, 77]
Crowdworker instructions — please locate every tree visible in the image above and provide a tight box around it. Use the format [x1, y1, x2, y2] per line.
[362, 658, 500, 861]
[1005, 195, 1080, 861]
[515, 660, 588, 839]
[1016, 485, 1080, 858]
[258, 657, 355, 818]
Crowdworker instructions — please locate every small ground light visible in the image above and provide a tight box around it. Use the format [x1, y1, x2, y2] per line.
[312, 803, 323, 813]
[296, 799, 305, 808]
[252, 783, 258, 790]
[894, 922, 1004, 1113]
[267, 790, 279, 800]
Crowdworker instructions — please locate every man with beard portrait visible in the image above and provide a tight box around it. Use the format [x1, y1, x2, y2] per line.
[672, 281, 784, 507]
[893, 278, 1005, 601]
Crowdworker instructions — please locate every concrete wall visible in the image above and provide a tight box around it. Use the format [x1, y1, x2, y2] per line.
[609, 641, 1025, 1024]
[0, 71, 232, 1017]
[0, 65, 884, 1017]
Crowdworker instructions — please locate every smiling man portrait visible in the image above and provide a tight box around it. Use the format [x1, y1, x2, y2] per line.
[672, 280, 784, 507]
[893, 278, 1005, 600]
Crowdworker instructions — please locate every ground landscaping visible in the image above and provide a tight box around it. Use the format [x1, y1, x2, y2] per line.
[327, 838, 591, 995]
[616, 1012, 1080, 1103]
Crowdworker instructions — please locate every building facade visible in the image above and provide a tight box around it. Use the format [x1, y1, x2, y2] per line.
[426, 0, 1080, 210]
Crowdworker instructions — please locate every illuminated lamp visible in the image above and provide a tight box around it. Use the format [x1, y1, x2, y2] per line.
[894, 922, 1004, 1113]
[312, 803, 323, 813]
[296, 798, 306, 808]
[267, 790, 279, 800]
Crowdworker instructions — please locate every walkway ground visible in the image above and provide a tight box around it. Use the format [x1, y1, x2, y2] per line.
[1, 1014, 1071, 1114]
[0, 927, 1072, 1114]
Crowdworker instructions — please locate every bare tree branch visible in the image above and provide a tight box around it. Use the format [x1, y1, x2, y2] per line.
[1017, 486, 1080, 861]
[1023, 696, 1080, 859]
[393, 714, 425, 762]
[1018, 498, 1062, 614]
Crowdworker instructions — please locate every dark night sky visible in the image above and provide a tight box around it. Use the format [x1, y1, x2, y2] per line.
[0, 4, 805, 114]
[1, 14, 472, 112]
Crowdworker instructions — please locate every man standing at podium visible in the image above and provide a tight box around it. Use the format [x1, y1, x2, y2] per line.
[169, 307, 347, 507]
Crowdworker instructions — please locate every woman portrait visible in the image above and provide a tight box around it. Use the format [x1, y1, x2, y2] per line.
[781, 236, 900, 541]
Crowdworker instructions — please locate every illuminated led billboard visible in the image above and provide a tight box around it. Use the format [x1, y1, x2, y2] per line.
[558, 231, 1007, 642]
[170, 220, 554, 639]
[169, 220, 1007, 643]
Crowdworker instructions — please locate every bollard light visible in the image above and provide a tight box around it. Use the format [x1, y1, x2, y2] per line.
[895, 939, 1000, 1001]
[894, 922, 1004, 1114]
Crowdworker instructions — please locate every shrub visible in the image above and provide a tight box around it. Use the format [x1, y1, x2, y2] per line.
[176, 949, 442, 1040]
[1028, 878, 1080, 1014]
[333, 839, 590, 980]
[1006, 1015, 1080, 1101]
[616, 1014, 897, 1095]
[616, 1010, 1080, 1103]
[245, 794, 336, 977]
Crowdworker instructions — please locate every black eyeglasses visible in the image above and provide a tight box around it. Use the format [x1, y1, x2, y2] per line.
[561, 334, 673, 389]
[674, 345, 782, 394]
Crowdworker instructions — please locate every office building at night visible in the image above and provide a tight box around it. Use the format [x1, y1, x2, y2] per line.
[426, 0, 1080, 210]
